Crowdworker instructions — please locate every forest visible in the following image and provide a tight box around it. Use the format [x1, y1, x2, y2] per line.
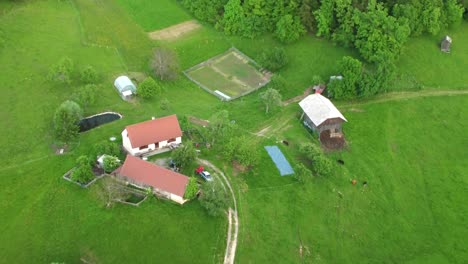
[180, 0, 466, 98]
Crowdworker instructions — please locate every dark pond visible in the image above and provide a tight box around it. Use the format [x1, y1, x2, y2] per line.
[79, 112, 122, 132]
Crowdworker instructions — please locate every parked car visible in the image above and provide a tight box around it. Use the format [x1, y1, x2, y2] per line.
[198, 170, 213, 182]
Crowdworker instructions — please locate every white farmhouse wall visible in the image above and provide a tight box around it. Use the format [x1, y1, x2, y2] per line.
[170, 194, 186, 205]
[122, 129, 138, 156]
[122, 129, 182, 156]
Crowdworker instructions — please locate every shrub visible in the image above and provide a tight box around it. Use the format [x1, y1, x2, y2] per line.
[160, 98, 170, 110]
[71, 165, 94, 184]
[48, 57, 74, 85]
[299, 142, 333, 177]
[184, 177, 198, 199]
[76, 155, 94, 167]
[80, 65, 98, 84]
[172, 141, 196, 169]
[268, 74, 287, 92]
[102, 155, 121, 173]
[137, 77, 161, 99]
[294, 163, 313, 183]
[259, 47, 288, 72]
[94, 141, 121, 158]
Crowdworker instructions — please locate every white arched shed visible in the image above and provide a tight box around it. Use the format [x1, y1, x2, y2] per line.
[114, 76, 136, 99]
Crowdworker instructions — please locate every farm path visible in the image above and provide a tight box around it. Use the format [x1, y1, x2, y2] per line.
[147, 20, 201, 40]
[252, 89, 468, 138]
[252, 115, 294, 138]
[339, 89, 468, 109]
[197, 159, 238, 264]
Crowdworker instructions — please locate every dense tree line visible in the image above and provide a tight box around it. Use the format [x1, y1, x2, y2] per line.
[180, 0, 464, 98]
[180, 0, 464, 57]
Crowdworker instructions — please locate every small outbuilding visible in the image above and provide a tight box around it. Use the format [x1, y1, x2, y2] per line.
[114, 76, 137, 100]
[299, 94, 347, 149]
[441, 36, 452, 53]
[299, 94, 347, 136]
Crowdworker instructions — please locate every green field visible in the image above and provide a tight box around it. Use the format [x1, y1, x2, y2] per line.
[1, 0, 467, 263]
[185, 49, 269, 100]
[114, 0, 192, 31]
[233, 95, 468, 263]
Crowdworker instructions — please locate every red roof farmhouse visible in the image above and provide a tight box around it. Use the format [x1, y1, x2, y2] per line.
[114, 155, 189, 204]
[122, 115, 182, 156]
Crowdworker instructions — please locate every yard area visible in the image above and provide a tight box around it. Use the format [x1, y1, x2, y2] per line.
[235, 95, 468, 263]
[0, 0, 467, 263]
[184, 48, 271, 100]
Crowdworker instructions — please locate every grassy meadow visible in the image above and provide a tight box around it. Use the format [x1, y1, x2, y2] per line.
[0, 0, 467, 263]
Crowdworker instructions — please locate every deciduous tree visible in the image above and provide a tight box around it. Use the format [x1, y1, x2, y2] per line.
[218, 0, 245, 35]
[80, 65, 99, 84]
[172, 141, 197, 169]
[97, 177, 130, 208]
[206, 110, 235, 145]
[151, 47, 179, 81]
[199, 180, 229, 217]
[223, 136, 259, 168]
[48, 57, 74, 85]
[259, 47, 288, 72]
[328, 56, 362, 99]
[54, 100, 83, 143]
[73, 84, 97, 110]
[259, 88, 282, 114]
[354, 1, 410, 63]
[274, 14, 306, 43]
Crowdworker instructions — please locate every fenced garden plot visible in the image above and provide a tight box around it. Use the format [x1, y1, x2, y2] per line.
[62, 167, 105, 188]
[184, 48, 272, 101]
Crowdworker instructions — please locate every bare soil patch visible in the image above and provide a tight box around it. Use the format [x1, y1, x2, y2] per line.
[283, 87, 313, 106]
[320, 130, 346, 150]
[148, 20, 201, 40]
[189, 115, 209, 126]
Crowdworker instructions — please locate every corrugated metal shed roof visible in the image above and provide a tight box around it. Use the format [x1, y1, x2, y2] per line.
[299, 94, 347, 127]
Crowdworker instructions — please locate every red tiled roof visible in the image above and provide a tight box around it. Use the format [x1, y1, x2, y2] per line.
[118, 155, 189, 197]
[125, 115, 182, 148]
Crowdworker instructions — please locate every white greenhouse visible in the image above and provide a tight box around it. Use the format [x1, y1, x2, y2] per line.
[114, 76, 136, 100]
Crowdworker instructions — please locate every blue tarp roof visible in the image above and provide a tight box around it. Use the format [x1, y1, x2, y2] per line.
[264, 146, 294, 176]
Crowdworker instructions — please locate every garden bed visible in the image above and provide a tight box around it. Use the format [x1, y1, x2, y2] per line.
[62, 166, 105, 188]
